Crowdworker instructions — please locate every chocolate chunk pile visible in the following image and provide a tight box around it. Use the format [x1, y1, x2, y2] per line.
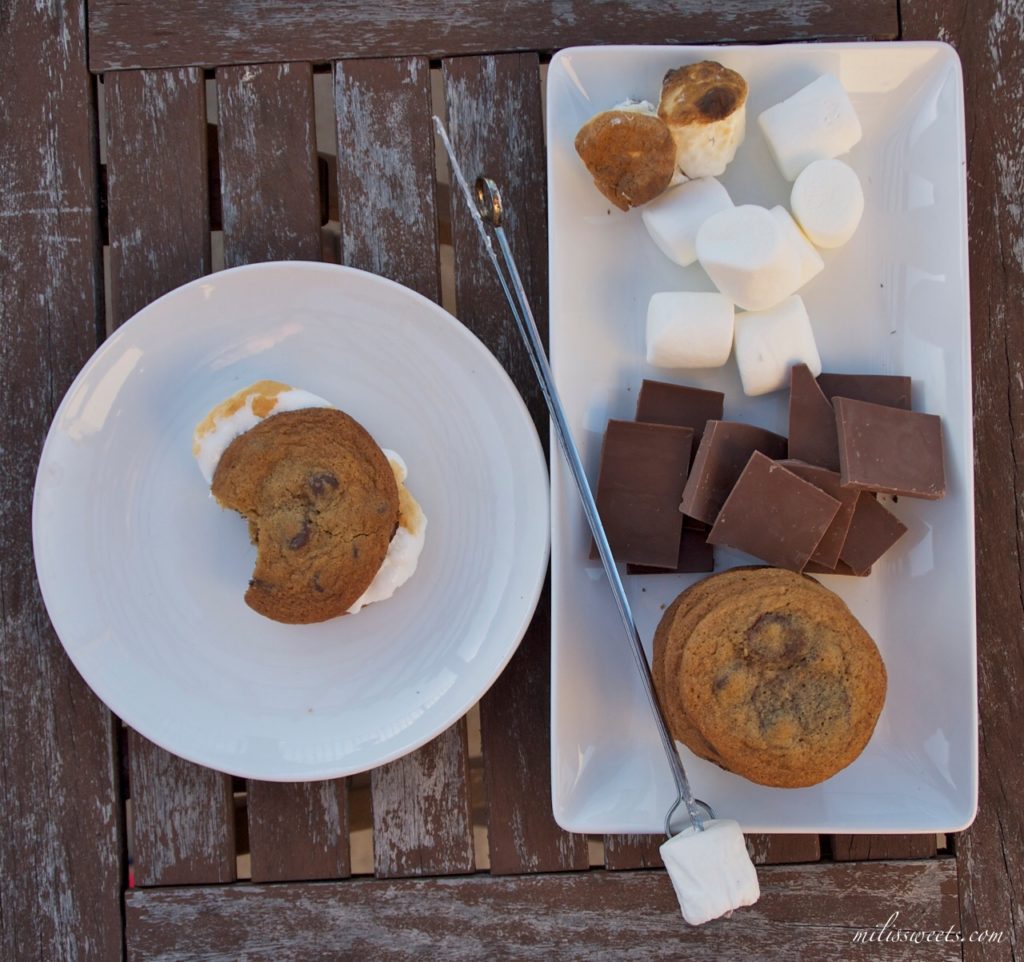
[593, 366, 946, 575]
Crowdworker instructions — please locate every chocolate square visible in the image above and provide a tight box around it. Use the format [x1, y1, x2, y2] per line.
[777, 459, 860, 569]
[804, 559, 870, 577]
[635, 379, 725, 448]
[818, 372, 912, 409]
[680, 420, 788, 525]
[593, 420, 693, 568]
[834, 397, 945, 499]
[626, 526, 715, 575]
[707, 452, 841, 571]
[838, 493, 909, 574]
[788, 363, 840, 471]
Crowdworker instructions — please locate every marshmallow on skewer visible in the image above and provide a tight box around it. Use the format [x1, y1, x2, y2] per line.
[734, 295, 822, 396]
[758, 74, 862, 181]
[769, 205, 825, 289]
[641, 178, 734, 267]
[660, 818, 761, 926]
[696, 205, 802, 312]
[646, 292, 735, 368]
[791, 159, 865, 249]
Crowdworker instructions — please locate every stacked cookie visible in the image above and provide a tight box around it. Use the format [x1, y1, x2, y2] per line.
[653, 568, 886, 788]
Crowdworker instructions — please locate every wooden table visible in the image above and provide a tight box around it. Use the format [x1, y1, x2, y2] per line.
[2, 2, 1021, 959]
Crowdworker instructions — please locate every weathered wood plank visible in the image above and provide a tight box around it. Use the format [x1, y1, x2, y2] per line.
[333, 55, 474, 879]
[369, 723, 476, 878]
[216, 59, 350, 881]
[207, 126, 332, 233]
[125, 859, 959, 961]
[603, 834, 664, 870]
[604, 832, 821, 870]
[247, 781, 350, 882]
[125, 732, 236, 886]
[902, 2, 1024, 959]
[334, 56, 440, 302]
[747, 834, 822, 865]
[442, 52, 550, 434]
[104, 67, 237, 887]
[481, 589, 588, 875]
[831, 835, 937, 861]
[216, 61, 320, 267]
[104, 68, 211, 325]
[0, 1, 124, 959]
[443, 54, 587, 874]
[88, 0, 900, 72]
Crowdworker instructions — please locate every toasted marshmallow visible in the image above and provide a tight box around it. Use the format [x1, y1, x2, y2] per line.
[641, 178, 734, 267]
[658, 61, 748, 179]
[660, 818, 760, 926]
[193, 381, 426, 614]
[646, 292, 735, 368]
[575, 107, 677, 210]
[791, 159, 864, 248]
[733, 295, 821, 396]
[696, 205, 802, 311]
[757, 73, 862, 182]
[769, 205, 825, 288]
[612, 100, 688, 188]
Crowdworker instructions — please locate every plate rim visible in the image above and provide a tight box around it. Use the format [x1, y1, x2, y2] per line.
[32, 259, 551, 781]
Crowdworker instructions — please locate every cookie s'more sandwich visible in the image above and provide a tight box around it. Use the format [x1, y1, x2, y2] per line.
[193, 381, 426, 624]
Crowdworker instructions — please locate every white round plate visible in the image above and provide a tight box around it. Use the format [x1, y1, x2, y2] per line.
[33, 262, 549, 780]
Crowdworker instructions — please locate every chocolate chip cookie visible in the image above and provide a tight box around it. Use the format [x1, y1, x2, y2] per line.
[654, 568, 886, 787]
[654, 567, 828, 765]
[680, 570, 886, 787]
[211, 407, 399, 624]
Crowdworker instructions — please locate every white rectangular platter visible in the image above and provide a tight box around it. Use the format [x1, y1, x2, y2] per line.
[547, 42, 976, 834]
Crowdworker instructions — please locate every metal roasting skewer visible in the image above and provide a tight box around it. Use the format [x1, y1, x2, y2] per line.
[434, 118, 712, 837]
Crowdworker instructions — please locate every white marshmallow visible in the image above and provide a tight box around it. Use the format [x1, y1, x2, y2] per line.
[641, 178, 734, 267]
[646, 292, 735, 368]
[757, 74, 862, 181]
[695, 205, 802, 312]
[660, 818, 760, 926]
[734, 295, 821, 396]
[791, 159, 864, 248]
[769, 205, 824, 289]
